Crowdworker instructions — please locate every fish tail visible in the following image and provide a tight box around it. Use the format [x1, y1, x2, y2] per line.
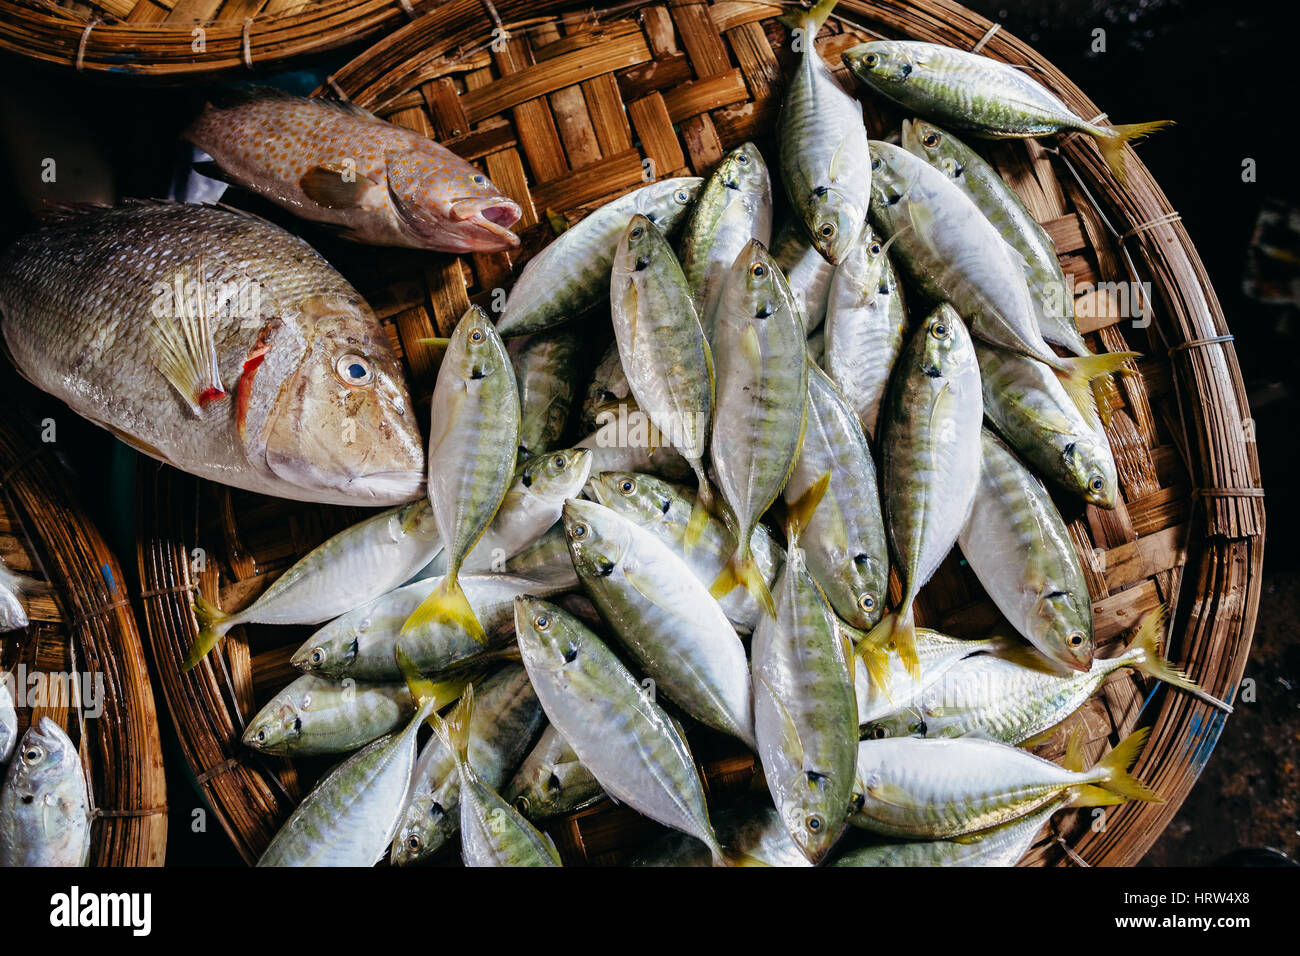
[427, 683, 476, 771]
[709, 545, 775, 619]
[1093, 120, 1175, 186]
[785, 471, 831, 546]
[1069, 785, 1128, 808]
[779, 0, 838, 31]
[1062, 725, 1088, 772]
[884, 603, 920, 679]
[402, 573, 487, 643]
[1054, 350, 1139, 421]
[683, 461, 714, 553]
[718, 848, 771, 867]
[1091, 371, 1121, 426]
[1127, 606, 1232, 713]
[184, 593, 234, 671]
[1091, 728, 1163, 803]
[854, 635, 893, 703]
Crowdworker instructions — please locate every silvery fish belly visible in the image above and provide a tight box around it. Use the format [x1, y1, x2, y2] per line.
[752, 554, 859, 864]
[866, 140, 1060, 369]
[242, 673, 414, 756]
[679, 143, 773, 339]
[563, 499, 755, 747]
[855, 629, 1001, 727]
[185, 87, 522, 252]
[497, 177, 703, 337]
[514, 597, 723, 860]
[833, 796, 1066, 867]
[294, 573, 561, 681]
[823, 227, 909, 439]
[0, 203, 425, 506]
[574, 402, 693, 482]
[391, 664, 544, 865]
[258, 701, 432, 867]
[631, 802, 813, 867]
[0, 719, 90, 866]
[977, 344, 1118, 508]
[876, 304, 981, 671]
[585, 471, 783, 634]
[509, 330, 583, 458]
[852, 730, 1158, 839]
[786, 364, 888, 631]
[772, 218, 836, 333]
[0, 557, 36, 632]
[506, 724, 605, 821]
[778, 8, 871, 265]
[900, 119, 1085, 356]
[959, 428, 1093, 672]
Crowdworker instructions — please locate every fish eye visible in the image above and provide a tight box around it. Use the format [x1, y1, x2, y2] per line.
[931, 321, 950, 339]
[819, 222, 837, 240]
[310, 647, 325, 666]
[570, 522, 588, 540]
[469, 328, 486, 344]
[870, 157, 882, 171]
[23, 746, 43, 763]
[750, 263, 767, 279]
[406, 834, 422, 852]
[630, 225, 645, 240]
[551, 454, 568, 470]
[869, 726, 887, 740]
[1089, 475, 1105, 493]
[863, 53, 879, 68]
[673, 189, 690, 204]
[922, 131, 940, 148]
[534, 612, 552, 631]
[1067, 632, 1086, 648]
[514, 796, 531, 814]
[857, 593, 876, 613]
[619, 478, 636, 495]
[806, 813, 824, 832]
[334, 352, 375, 388]
[255, 729, 267, 743]
[868, 240, 883, 256]
[737, 152, 750, 164]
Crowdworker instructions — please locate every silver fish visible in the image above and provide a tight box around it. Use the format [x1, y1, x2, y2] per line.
[505, 724, 604, 821]
[0, 718, 90, 866]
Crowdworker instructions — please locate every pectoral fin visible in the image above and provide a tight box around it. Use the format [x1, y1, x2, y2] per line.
[300, 164, 380, 209]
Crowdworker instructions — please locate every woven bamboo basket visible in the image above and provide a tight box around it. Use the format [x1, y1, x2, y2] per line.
[135, 0, 1264, 866]
[0, 0, 440, 77]
[0, 420, 167, 866]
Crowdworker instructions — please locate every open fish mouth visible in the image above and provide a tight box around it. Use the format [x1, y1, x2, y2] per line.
[450, 197, 523, 246]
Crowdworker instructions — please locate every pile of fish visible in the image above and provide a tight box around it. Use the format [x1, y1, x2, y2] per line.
[0, 0, 1208, 867]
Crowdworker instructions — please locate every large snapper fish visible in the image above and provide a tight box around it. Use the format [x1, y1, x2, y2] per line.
[185, 87, 521, 252]
[0, 202, 425, 506]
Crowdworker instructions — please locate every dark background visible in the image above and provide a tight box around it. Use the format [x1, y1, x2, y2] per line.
[0, 0, 1294, 865]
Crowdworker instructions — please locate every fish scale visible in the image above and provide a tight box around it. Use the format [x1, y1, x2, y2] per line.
[0, 203, 425, 507]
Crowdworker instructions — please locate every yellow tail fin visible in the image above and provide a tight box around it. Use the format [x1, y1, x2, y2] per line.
[401, 574, 487, 643]
[853, 636, 893, 704]
[1069, 785, 1127, 808]
[779, 0, 838, 30]
[184, 592, 233, 672]
[428, 682, 475, 768]
[1055, 350, 1139, 422]
[1093, 727, 1163, 803]
[1094, 120, 1175, 187]
[1126, 607, 1232, 713]
[786, 471, 831, 544]
[683, 462, 714, 553]
[862, 605, 919, 680]
[709, 548, 775, 619]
